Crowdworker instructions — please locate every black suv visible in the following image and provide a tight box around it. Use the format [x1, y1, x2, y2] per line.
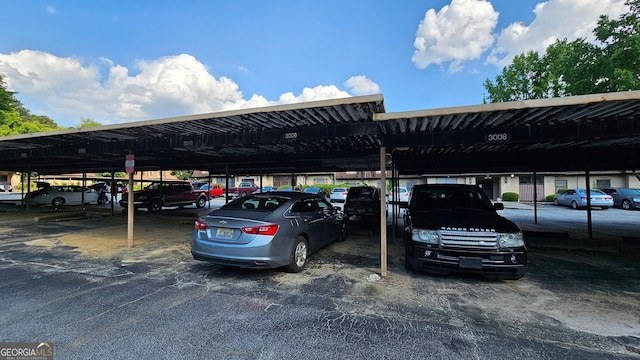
[344, 186, 386, 219]
[404, 184, 527, 280]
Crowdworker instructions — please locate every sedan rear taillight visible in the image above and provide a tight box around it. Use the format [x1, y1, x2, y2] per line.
[242, 224, 279, 235]
[194, 219, 208, 230]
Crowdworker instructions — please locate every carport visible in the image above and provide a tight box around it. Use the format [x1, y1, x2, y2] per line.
[1, 91, 640, 276]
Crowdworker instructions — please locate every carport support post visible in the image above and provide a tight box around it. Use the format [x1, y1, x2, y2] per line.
[127, 172, 134, 248]
[585, 170, 593, 239]
[380, 146, 387, 277]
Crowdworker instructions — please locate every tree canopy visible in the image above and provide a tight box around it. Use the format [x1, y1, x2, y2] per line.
[484, 0, 640, 103]
[0, 74, 61, 135]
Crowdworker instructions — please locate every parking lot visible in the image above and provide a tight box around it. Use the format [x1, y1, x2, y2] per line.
[1, 199, 639, 359]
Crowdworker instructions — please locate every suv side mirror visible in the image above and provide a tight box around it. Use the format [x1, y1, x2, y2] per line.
[493, 202, 504, 210]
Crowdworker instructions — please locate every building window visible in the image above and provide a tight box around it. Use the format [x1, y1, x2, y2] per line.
[555, 179, 568, 193]
[315, 178, 326, 184]
[519, 176, 543, 184]
[595, 179, 611, 189]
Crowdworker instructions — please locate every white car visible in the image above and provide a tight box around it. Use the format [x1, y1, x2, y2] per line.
[26, 185, 100, 206]
[329, 187, 348, 202]
[388, 187, 409, 203]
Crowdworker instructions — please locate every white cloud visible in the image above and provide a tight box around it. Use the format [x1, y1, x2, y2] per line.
[46, 6, 57, 14]
[412, 0, 498, 72]
[344, 76, 380, 95]
[277, 85, 350, 104]
[488, 0, 628, 67]
[0, 50, 357, 126]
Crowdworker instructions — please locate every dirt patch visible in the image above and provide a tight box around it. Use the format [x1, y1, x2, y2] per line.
[59, 217, 193, 259]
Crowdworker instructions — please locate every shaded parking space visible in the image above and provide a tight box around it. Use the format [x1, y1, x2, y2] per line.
[1, 200, 640, 358]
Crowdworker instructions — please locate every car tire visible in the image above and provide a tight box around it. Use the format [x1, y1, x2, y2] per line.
[52, 197, 65, 207]
[554, 198, 560, 206]
[148, 199, 162, 212]
[571, 200, 579, 209]
[622, 200, 632, 210]
[285, 236, 308, 273]
[337, 221, 347, 242]
[195, 196, 207, 208]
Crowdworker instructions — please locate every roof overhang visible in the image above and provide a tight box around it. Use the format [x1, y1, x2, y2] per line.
[376, 91, 640, 174]
[1, 91, 639, 177]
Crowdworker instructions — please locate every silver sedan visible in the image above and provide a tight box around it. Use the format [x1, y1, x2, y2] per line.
[553, 188, 613, 209]
[191, 191, 347, 272]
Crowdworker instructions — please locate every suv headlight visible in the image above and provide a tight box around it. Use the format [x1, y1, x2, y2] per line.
[411, 228, 439, 244]
[498, 232, 525, 248]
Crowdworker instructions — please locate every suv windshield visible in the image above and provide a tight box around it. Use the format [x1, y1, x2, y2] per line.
[410, 186, 493, 212]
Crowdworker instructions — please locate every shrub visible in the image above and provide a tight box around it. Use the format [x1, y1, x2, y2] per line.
[501, 192, 519, 202]
[545, 194, 557, 202]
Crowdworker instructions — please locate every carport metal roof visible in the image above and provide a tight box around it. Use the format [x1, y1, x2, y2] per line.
[0, 91, 639, 175]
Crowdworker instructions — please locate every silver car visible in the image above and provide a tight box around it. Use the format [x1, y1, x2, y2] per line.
[554, 188, 613, 209]
[191, 191, 347, 272]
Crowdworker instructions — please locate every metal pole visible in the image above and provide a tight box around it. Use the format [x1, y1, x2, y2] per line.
[127, 171, 134, 248]
[586, 169, 593, 239]
[533, 171, 538, 224]
[380, 147, 387, 277]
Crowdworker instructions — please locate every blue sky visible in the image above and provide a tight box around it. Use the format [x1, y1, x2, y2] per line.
[0, 0, 629, 127]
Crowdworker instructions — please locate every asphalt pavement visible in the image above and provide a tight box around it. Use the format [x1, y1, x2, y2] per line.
[1, 200, 639, 359]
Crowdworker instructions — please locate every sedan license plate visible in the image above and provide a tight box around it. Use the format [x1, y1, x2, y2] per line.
[459, 257, 483, 269]
[216, 227, 234, 239]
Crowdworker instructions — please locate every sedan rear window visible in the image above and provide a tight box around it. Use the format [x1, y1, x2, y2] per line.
[222, 196, 287, 211]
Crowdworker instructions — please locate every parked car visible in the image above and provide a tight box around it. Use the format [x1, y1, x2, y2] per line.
[404, 184, 527, 280]
[0, 182, 13, 192]
[254, 186, 278, 194]
[601, 188, 640, 210]
[329, 187, 348, 203]
[199, 184, 224, 198]
[120, 181, 209, 212]
[26, 185, 100, 206]
[303, 187, 328, 198]
[191, 191, 347, 272]
[554, 188, 613, 209]
[388, 187, 409, 203]
[344, 186, 386, 219]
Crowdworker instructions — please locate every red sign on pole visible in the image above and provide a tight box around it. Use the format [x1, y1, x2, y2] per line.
[125, 154, 135, 174]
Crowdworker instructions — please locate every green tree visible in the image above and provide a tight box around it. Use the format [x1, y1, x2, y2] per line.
[592, 0, 640, 92]
[0, 74, 61, 135]
[0, 75, 20, 112]
[171, 170, 194, 180]
[484, 0, 640, 102]
[79, 118, 102, 128]
[483, 51, 552, 102]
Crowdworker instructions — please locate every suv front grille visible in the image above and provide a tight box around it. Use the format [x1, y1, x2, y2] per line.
[439, 230, 497, 248]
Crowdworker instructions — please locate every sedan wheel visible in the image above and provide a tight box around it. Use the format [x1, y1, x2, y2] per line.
[554, 198, 560, 206]
[338, 222, 347, 242]
[52, 197, 65, 207]
[622, 200, 632, 210]
[571, 200, 579, 209]
[285, 237, 308, 273]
